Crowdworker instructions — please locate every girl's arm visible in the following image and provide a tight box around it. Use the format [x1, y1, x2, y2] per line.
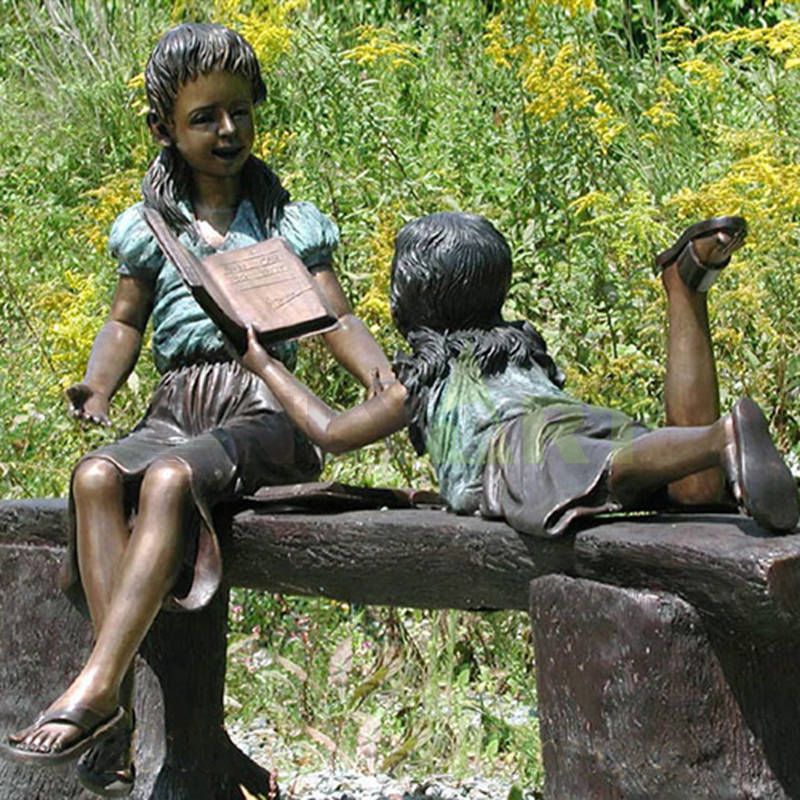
[242, 329, 409, 454]
[311, 267, 396, 395]
[67, 276, 153, 425]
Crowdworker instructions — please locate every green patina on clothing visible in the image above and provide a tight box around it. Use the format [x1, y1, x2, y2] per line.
[109, 199, 339, 374]
[422, 352, 574, 513]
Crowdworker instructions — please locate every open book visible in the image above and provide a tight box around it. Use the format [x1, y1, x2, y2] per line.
[141, 207, 339, 353]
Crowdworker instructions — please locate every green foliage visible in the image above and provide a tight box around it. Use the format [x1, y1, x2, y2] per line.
[226, 592, 542, 784]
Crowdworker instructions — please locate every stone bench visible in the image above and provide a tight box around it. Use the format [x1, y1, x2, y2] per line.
[1, 498, 800, 799]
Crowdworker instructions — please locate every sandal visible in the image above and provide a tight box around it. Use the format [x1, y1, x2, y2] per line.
[1, 705, 125, 766]
[76, 709, 135, 797]
[723, 398, 799, 533]
[654, 216, 747, 292]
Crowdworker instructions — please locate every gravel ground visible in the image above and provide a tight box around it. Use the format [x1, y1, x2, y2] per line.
[229, 720, 541, 800]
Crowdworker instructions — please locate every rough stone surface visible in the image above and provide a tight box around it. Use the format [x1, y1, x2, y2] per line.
[530, 574, 800, 800]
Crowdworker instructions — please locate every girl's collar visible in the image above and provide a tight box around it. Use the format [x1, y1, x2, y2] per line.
[179, 198, 256, 248]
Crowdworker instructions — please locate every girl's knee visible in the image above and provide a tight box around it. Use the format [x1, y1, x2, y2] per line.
[140, 458, 192, 499]
[73, 458, 123, 499]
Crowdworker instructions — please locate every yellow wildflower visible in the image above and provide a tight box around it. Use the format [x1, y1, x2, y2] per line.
[569, 189, 613, 216]
[658, 25, 694, 53]
[642, 99, 678, 128]
[520, 42, 609, 123]
[656, 76, 680, 97]
[255, 129, 295, 162]
[36, 272, 105, 384]
[354, 206, 405, 330]
[678, 57, 724, 89]
[125, 71, 149, 117]
[342, 25, 419, 70]
[698, 20, 800, 69]
[73, 166, 144, 254]
[484, 14, 512, 69]
[212, 0, 307, 72]
[589, 101, 626, 148]
[666, 150, 800, 250]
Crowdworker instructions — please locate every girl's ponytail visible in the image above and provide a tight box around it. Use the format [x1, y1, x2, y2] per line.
[242, 156, 290, 236]
[141, 148, 195, 235]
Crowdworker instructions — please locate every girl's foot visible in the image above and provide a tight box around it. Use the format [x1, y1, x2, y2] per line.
[76, 710, 135, 797]
[722, 398, 799, 532]
[656, 216, 747, 292]
[3, 684, 122, 765]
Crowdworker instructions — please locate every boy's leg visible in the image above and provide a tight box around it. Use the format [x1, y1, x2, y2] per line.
[609, 421, 725, 507]
[9, 458, 190, 755]
[610, 399, 798, 532]
[662, 231, 737, 505]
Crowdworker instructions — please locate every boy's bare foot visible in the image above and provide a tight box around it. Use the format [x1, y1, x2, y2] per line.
[722, 398, 799, 532]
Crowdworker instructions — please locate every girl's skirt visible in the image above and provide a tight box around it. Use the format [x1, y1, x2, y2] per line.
[480, 401, 658, 537]
[59, 360, 322, 612]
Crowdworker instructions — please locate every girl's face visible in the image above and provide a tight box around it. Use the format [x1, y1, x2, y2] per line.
[163, 70, 255, 183]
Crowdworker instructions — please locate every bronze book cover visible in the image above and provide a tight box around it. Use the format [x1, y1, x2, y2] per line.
[141, 207, 339, 352]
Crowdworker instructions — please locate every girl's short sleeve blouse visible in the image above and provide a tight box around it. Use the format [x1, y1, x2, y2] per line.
[108, 199, 339, 374]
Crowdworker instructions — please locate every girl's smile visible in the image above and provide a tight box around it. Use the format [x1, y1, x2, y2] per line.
[166, 71, 255, 183]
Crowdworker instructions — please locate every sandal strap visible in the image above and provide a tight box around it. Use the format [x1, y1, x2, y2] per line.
[676, 241, 729, 293]
[654, 215, 747, 273]
[35, 705, 109, 732]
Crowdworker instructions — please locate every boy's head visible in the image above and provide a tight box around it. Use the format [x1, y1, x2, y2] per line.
[145, 23, 266, 126]
[390, 212, 512, 336]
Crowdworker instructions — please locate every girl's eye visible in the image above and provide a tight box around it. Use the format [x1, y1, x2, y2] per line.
[232, 108, 250, 119]
[191, 113, 213, 125]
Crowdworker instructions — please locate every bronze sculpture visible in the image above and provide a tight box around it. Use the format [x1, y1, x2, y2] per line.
[240, 211, 798, 537]
[1, 22, 393, 797]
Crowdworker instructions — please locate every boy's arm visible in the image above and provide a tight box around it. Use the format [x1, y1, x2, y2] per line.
[312, 267, 396, 395]
[242, 329, 409, 454]
[67, 276, 153, 425]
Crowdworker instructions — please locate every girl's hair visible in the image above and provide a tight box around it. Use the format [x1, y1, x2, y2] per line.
[390, 212, 564, 451]
[141, 23, 288, 235]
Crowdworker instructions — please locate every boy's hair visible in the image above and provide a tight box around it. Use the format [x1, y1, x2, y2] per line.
[145, 23, 266, 125]
[390, 212, 512, 336]
[141, 23, 287, 236]
[390, 212, 564, 453]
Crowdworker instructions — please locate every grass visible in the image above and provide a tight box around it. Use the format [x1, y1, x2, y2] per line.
[225, 594, 542, 787]
[2, 0, 800, 791]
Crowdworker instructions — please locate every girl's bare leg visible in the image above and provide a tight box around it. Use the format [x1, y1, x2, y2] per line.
[73, 459, 130, 632]
[12, 459, 191, 754]
[662, 233, 733, 505]
[72, 459, 136, 766]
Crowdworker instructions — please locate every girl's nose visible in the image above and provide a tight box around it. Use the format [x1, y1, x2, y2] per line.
[218, 111, 236, 137]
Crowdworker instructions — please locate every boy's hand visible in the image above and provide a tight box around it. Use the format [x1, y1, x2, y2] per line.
[240, 326, 276, 375]
[66, 383, 111, 426]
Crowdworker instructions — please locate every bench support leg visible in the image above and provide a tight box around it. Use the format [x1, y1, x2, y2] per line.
[0, 536, 276, 800]
[0, 542, 93, 799]
[133, 586, 278, 800]
[529, 575, 800, 800]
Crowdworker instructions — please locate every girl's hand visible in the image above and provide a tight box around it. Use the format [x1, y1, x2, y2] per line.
[241, 326, 276, 375]
[367, 367, 397, 400]
[66, 383, 111, 426]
